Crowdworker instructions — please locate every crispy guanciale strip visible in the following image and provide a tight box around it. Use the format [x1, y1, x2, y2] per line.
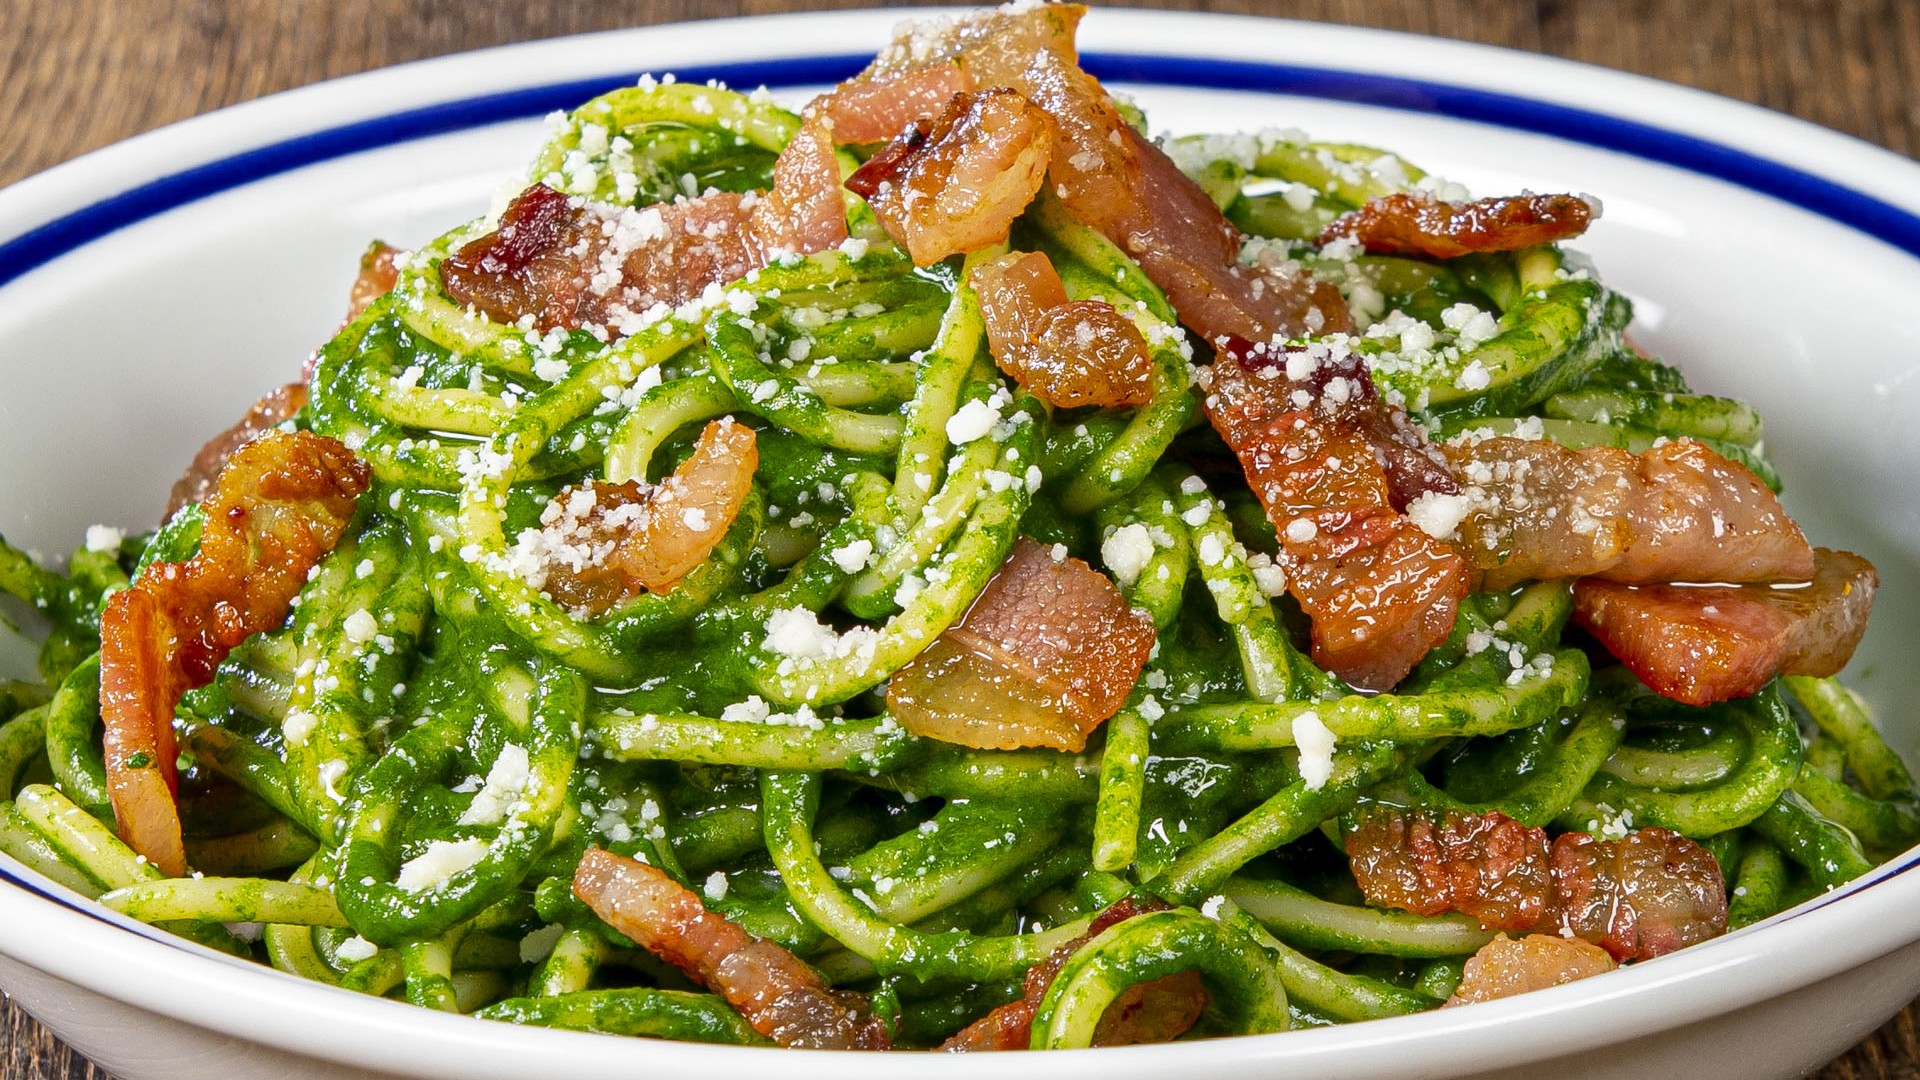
[1345, 808, 1553, 929]
[971, 251, 1153, 408]
[1206, 338, 1467, 689]
[1542, 827, 1727, 960]
[812, 60, 974, 144]
[1347, 807, 1727, 961]
[103, 431, 369, 875]
[530, 418, 757, 617]
[845, 89, 1054, 265]
[1441, 436, 1815, 591]
[438, 184, 748, 333]
[856, 3, 1348, 344]
[346, 240, 403, 323]
[1572, 547, 1876, 706]
[941, 897, 1207, 1051]
[1444, 934, 1617, 1007]
[1316, 192, 1595, 259]
[886, 537, 1156, 752]
[441, 119, 845, 334]
[573, 847, 889, 1049]
[163, 382, 309, 521]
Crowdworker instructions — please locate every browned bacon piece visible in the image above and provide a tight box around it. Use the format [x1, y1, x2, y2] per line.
[750, 116, 850, 258]
[886, 537, 1156, 752]
[1347, 807, 1727, 961]
[1206, 339, 1468, 689]
[855, 4, 1348, 345]
[532, 418, 757, 617]
[1572, 547, 1877, 706]
[440, 184, 748, 333]
[572, 847, 890, 1049]
[1543, 827, 1727, 961]
[1444, 934, 1617, 1007]
[1443, 436, 1815, 591]
[103, 431, 369, 875]
[439, 184, 588, 328]
[440, 118, 846, 335]
[971, 251, 1153, 408]
[346, 240, 403, 323]
[941, 897, 1207, 1051]
[813, 60, 974, 144]
[1317, 192, 1595, 259]
[845, 89, 1053, 266]
[1346, 808, 1553, 929]
[164, 382, 309, 521]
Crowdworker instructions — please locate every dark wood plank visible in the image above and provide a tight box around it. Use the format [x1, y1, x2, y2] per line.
[1, 1, 1917, 1078]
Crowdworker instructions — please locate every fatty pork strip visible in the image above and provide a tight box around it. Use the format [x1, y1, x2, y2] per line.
[439, 117, 845, 336]
[1317, 192, 1596, 259]
[1573, 547, 1876, 706]
[940, 897, 1208, 1051]
[886, 537, 1157, 752]
[516, 417, 758, 618]
[573, 847, 890, 1049]
[1443, 934, 1618, 1007]
[1344, 806, 1727, 963]
[972, 251, 1154, 408]
[1205, 337, 1468, 690]
[854, 2, 1349, 345]
[1436, 436, 1815, 591]
[844, 89, 1055, 266]
[102, 431, 370, 875]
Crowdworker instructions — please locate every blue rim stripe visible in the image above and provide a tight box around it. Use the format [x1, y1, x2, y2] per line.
[3, 51, 1920, 292]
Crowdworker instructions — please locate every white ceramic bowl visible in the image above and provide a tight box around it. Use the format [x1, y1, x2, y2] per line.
[3, 9, 1919, 1079]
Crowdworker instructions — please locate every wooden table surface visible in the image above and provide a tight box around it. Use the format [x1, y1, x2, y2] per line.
[3, 0, 1918, 1076]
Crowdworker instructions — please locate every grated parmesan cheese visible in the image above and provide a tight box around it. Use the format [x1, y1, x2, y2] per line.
[1292, 709, 1337, 789]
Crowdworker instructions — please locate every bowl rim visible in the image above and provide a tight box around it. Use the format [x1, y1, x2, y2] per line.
[3, 7, 1919, 1077]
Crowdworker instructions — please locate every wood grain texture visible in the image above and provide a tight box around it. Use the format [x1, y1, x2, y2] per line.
[2, 1, 1917, 1077]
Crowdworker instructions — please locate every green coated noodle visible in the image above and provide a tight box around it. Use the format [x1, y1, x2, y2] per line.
[1226, 876, 1495, 958]
[1562, 685, 1801, 838]
[760, 770, 1092, 982]
[0, 704, 49, 800]
[42, 654, 109, 821]
[1030, 908, 1290, 1047]
[478, 988, 769, 1044]
[333, 658, 583, 946]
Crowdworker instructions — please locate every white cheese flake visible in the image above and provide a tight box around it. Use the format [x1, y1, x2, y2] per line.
[83, 525, 124, 554]
[1405, 491, 1473, 540]
[1101, 523, 1157, 588]
[395, 838, 490, 892]
[457, 743, 531, 826]
[342, 608, 379, 645]
[1292, 709, 1337, 790]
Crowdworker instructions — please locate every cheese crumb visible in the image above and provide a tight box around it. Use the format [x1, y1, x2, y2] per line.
[83, 525, 124, 554]
[945, 397, 1000, 444]
[457, 743, 531, 826]
[342, 608, 379, 645]
[1101, 523, 1156, 587]
[1292, 709, 1337, 789]
[1405, 491, 1472, 540]
[829, 539, 875, 574]
[396, 838, 490, 892]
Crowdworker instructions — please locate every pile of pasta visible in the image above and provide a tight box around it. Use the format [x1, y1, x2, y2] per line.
[0, 1, 1909, 1051]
